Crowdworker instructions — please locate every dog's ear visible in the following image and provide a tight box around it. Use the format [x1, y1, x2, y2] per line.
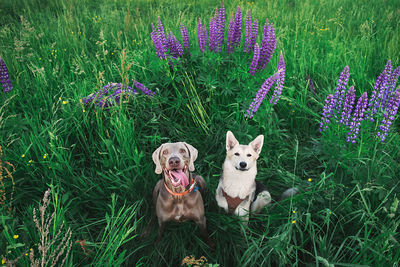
[249, 135, 264, 154]
[226, 131, 238, 151]
[152, 144, 163, 174]
[184, 142, 198, 172]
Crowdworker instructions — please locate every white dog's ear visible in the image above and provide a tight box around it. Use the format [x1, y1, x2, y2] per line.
[152, 145, 163, 174]
[226, 131, 238, 151]
[249, 135, 264, 154]
[184, 143, 198, 172]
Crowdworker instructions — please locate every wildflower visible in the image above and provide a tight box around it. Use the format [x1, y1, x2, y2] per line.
[217, 1, 225, 52]
[331, 65, 350, 115]
[0, 57, 13, 93]
[292, 210, 296, 213]
[233, 6, 242, 47]
[180, 24, 189, 50]
[81, 82, 138, 108]
[347, 92, 368, 143]
[258, 19, 276, 70]
[157, 17, 167, 48]
[308, 178, 312, 182]
[62, 101, 68, 104]
[248, 43, 260, 75]
[244, 10, 252, 53]
[226, 15, 235, 54]
[320, 94, 334, 132]
[2, 259, 5, 264]
[368, 60, 391, 120]
[21, 154, 25, 158]
[133, 80, 156, 97]
[208, 17, 218, 52]
[270, 51, 286, 104]
[13, 234, 19, 239]
[377, 89, 400, 142]
[306, 75, 315, 95]
[28, 160, 33, 163]
[197, 19, 207, 53]
[43, 154, 47, 159]
[250, 20, 258, 52]
[151, 24, 166, 59]
[292, 220, 296, 224]
[339, 85, 355, 125]
[245, 70, 281, 118]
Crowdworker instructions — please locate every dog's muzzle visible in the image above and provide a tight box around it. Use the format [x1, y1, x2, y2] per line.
[164, 165, 189, 187]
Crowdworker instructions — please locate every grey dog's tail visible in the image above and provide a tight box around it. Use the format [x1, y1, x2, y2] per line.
[278, 187, 300, 201]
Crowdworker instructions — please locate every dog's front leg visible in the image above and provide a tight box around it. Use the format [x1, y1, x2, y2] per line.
[236, 204, 250, 226]
[215, 181, 229, 212]
[155, 219, 166, 245]
[194, 216, 215, 250]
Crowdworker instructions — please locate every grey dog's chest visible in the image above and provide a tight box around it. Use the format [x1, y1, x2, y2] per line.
[157, 192, 199, 222]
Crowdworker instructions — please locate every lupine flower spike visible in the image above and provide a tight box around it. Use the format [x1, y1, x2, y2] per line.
[227, 15, 235, 54]
[244, 10, 252, 53]
[233, 6, 242, 47]
[245, 70, 282, 118]
[258, 20, 276, 70]
[133, 80, 156, 97]
[332, 65, 350, 116]
[320, 94, 334, 132]
[248, 43, 260, 76]
[368, 60, 391, 120]
[377, 89, 400, 142]
[270, 51, 286, 104]
[340, 85, 355, 126]
[180, 24, 189, 51]
[0, 58, 12, 93]
[347, 92, 368, 143]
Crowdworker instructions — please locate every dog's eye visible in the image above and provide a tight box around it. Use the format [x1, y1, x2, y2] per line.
[234, 152, 239, 156]
[247, 154, 251, 157]
[179, 148, 186, 154]
[162, 150, 169, 155]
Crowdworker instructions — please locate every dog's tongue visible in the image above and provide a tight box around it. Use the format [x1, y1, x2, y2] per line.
[170, 169, 189, 187]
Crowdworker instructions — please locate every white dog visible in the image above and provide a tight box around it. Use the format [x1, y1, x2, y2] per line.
[215, 131, 272, 222]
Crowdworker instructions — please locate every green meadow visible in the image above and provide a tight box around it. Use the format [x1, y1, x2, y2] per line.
[1, 0, 399, 265]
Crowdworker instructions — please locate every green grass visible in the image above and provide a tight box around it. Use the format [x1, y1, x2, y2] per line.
[0, 0, 400, 265]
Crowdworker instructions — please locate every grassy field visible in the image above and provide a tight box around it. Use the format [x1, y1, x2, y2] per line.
[1, 0, 400, 266]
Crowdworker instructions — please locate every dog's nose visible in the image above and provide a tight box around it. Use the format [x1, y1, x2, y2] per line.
[239, 161, 247, 169]
[168, 157, 181, 167]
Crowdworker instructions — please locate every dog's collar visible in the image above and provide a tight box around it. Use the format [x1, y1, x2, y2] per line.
[164, 179, 197, 197]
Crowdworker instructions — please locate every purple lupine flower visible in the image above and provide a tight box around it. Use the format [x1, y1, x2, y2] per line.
[378, 60, 392, 110]
[81, 83, 138, 108]
[270, 51, 285, 104]
[157, 17, 168, 49]
[258, 20, 276, 70]
[170, 33, 184, 57]
[209, 16, 217, 52]
[245, 71, 281, 118]
[368, 61, 391, 120]
[244, 10, 252, 53]
[249, 43, 260, 75]
[197, 19, 207, 53]
[377, 89, 400, 142]
[180, 24, 189, 50]
[233, 6, 242, 47]
[347, 92, 368, 143]
[227, 15, 235, 54]
[339, 85, 355, 125]
[331, 65, 350, 116]
[151, 24, 166, 59]
[306, 75, 315, 95]
[388, 66, 400, 93]
[133, 80, 156, 97]
[320, 94, 334, 132]
[0, 58, 12, 93]
[250, 20, 258, 52]
[217, 1, 225, 52]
